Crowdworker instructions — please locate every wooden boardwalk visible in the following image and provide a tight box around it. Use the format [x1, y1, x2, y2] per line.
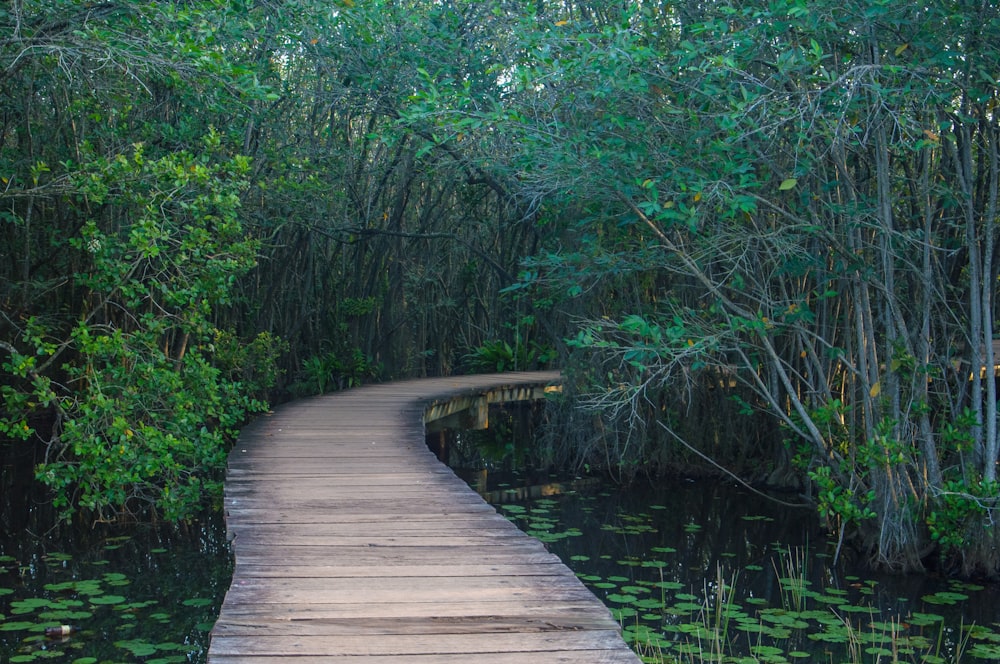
[208, 371, 641, 663]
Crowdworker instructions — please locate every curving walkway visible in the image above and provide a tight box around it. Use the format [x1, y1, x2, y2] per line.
[208, 371, 640, 663]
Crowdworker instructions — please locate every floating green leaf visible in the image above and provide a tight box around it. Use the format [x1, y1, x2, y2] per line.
[43, 552, 72, 562]
[921, 591, 968, 605]
[102, 572, 130, 586]
[0, 620, 37, 631]
[606, 593, 638, 604]
[907, 612, 944, 626]
[611, 607, 638, 621]
[90, 594, 127, 605]
[968, 643, 1000, 660]
[115, 639, 158, 656]
[181, 597, 214, 607]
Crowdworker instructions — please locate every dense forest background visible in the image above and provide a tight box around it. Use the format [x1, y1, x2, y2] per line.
[3, 0, 1000, 577]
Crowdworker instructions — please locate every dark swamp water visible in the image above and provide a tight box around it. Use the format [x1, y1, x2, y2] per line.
[3, 403, 1000, 663]
[434, 406, 1000, 663]
[0, 442, 232, 664]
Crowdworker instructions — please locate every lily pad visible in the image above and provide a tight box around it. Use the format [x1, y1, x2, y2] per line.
[611, 607, 638, 621]
[605, 593, 638, 604]
[89, 595, 127, 605]
[0, 620, 38, 631]
[102, 572, 130, 586]
[907, 611, 944, 626]
[968, 643, 1000, 660]
[921, 591, 969, 605]
[43, 552, 73, 562]
[11, 598, 52, 613]
[115, 639, 158, 656]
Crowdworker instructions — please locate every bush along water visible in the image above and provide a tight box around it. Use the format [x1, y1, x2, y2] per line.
[1, 136, 283, 523]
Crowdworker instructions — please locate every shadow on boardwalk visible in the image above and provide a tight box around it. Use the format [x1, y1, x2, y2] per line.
[208, 371, 641, 663]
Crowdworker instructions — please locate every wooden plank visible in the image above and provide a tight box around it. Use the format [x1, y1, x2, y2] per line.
[210, 631, 630, 656]
[222, 508, 503, 524]
[222, 497, 496, 510]
[227, 523, 528, 538]
[216, 601, 620, 621]
[210, 652, 639, 663]
[231, 563, 572, 578]
[208, 371, 640, 664]
[222, 573, 594, 595]
[230, 548, 562, 566]
[212, 614, 619, 636]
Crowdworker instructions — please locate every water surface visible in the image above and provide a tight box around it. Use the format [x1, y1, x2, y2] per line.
[437, 414, 1000, 662]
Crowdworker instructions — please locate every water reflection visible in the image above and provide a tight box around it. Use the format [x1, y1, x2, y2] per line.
[1, 439, 231, 663]
[0, 512, 232, 663]
[434, 414, 1000, 662]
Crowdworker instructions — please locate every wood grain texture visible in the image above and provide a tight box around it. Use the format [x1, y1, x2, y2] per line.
[208, 372, 640, 663]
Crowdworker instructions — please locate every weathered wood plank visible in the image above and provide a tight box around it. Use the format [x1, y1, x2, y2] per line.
[224, 573, 594, 594]
[208, 372, 640, 663]
[210, 652, 639, 664]
[212, 614, 619, 636]
[229, 548, 561, 566]
[211, 630, 631, 656]
[231, 563, 571, 578]
[216, 600, 620, 621]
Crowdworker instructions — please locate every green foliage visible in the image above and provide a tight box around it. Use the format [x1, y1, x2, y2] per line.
[0, 0, 293, 525]
[4, 0, 1000, 573]
[213, 330, 290, 402]
[808, 465, 876, 531]
[1, 138, 269, 522]
[463, 337, 556, 373]
[34, 345, 260, 521]
[926, 480, 995, 556]
[293, 347, 380, 396]
[938, 408, 979, 454]
[418, 0, 1000, 572]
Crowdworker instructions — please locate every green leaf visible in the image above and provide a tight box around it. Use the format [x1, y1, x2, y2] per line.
[89, 595, 127, 605]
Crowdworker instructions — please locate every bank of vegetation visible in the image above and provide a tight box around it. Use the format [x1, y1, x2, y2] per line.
[2, 0, 1000, 577]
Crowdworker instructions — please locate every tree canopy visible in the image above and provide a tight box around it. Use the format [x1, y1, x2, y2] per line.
[3, 0, 1000, 576]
